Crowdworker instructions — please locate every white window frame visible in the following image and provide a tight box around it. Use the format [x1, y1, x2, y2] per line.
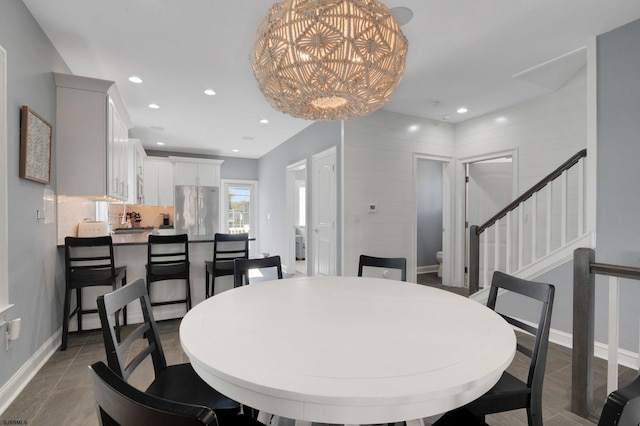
[0, 45, 12, 319]
[221, 179, 259, 257]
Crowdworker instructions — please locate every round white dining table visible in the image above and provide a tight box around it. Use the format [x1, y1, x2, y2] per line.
[180, 276, 516, 425]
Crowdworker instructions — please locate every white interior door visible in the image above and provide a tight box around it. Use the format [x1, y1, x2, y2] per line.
[312, 147, 337, 276]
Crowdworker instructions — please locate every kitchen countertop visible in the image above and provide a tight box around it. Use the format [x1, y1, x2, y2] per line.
[58, 230, 255, 247]
[111, 230, 219, 246]
[57, 230, 218, 247]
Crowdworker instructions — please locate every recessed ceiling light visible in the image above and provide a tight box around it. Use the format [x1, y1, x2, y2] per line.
[148, 104, 160, 109]
[259, 119, 269, 124]
[232, 149, 239, 153]
[457, 107, 469, 114]
[204, 89, 216, 96]
[128, 76, 143, 83]
[495, 116, 508, 124]
[156, 142, 165, 146]
[408, 125, 419, 132]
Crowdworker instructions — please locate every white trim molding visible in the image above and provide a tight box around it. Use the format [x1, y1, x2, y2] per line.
[0, 45, 9, 319]
[0, 329, 61, 415]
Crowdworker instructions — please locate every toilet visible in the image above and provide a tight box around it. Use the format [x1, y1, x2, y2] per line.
[436, 251, 443, 277]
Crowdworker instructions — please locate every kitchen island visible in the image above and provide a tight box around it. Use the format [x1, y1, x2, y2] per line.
[59, 230, 247, 332]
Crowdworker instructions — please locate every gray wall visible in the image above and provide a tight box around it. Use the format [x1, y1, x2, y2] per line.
[0, 1, 70, 388]
[595, 18, 640, 351]
[416, 159, 443, 267]
[257, 121, 341, 272]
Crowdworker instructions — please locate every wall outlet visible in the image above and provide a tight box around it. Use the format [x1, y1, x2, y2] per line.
[367, 203, 377, 213]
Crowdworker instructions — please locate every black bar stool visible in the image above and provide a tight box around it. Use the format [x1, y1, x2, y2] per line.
[62, 236, 127, 351]
[146, 234, 191, 312]
[205, 233, 249, 298]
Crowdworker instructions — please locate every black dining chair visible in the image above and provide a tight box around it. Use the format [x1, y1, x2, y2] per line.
[89, 361, 264, 426]
[357, 255, 407, 281]
[146, 233, 191, 311]
[96, 278, 242, 424]
[233, 255, 283, 287]
[61, 236, 127, 351]
[89, 361, 218, 426]
[433, 271, 555, 426]
[598, 374, 640, 426]
[205, 233, 249, 297]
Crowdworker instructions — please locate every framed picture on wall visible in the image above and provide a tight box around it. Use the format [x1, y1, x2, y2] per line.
[20, 105, 52, 184]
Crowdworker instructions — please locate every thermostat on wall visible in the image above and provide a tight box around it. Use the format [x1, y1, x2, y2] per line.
[367, 203, 377, 213]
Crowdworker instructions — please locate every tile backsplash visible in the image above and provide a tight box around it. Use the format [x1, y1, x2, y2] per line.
[108, 204, 174, 230]
[57, 196, 174, 244]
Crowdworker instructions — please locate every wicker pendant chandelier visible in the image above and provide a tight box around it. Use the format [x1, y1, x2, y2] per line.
[250, 0, 408, 121]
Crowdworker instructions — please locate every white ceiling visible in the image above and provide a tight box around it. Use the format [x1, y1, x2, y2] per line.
[22, 0, 640, 159]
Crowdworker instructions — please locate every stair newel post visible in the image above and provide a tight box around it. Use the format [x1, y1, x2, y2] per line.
[469, 225, 480, 295]
[572, 247, 595, 417]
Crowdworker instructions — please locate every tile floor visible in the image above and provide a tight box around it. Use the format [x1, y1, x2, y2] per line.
[0, 279, 633, 426]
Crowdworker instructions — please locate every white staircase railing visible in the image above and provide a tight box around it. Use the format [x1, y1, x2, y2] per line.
[469, 149, 588, 294]
[572, 248, 640, 418]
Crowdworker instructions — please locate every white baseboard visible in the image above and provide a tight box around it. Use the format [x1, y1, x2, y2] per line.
[417, 265, 438, 274]
[0, 328, 62, 415]
[548, 328, 639, 370]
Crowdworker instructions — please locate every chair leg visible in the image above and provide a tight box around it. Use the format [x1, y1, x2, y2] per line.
[112, 283, 122, 342]
[146, 276, 152, 306]
[121, 274, 127, 326]
[205, 270, 210, 298]
[527, 398, 543, 426]
[61, 286, 72, 351]
[186, 278, 192, 311]
[76, 287, 83, 332]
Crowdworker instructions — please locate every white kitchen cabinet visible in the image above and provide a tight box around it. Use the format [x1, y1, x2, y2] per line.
[126, 139, 146, 205]
[170, 157, 224, 187]
[55, 73, 132, 201]
[143, 157, 174, 206]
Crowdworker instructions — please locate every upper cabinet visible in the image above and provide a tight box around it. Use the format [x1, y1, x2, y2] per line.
[127, 139, 146, 205]
[170, 157, 224, 187]
[143, 157, 174, 206]
[55, 73, 133, 201]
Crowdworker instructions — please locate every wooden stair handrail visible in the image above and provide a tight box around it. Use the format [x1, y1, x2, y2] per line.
[475, 149, 587, 235]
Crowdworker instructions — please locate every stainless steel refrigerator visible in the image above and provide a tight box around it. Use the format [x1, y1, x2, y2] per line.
[174, 185, 219, 236]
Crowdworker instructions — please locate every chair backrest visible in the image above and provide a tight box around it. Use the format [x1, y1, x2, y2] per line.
[598, 374, 640, 426]
[234, 256, 283, 287]
[97, 278, 167, 381]
[65, 236, 117, 286]
[488, 271, 555, 393]
[357, 255, 407, 281]
[147, 234, 189, 277]
[213, 233, 249, 263]
[89, 361, 217, 426]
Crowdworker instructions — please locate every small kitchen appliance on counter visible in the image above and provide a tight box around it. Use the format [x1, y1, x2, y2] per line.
[77, 221, 111, 237]
[161, 213, 171, 228]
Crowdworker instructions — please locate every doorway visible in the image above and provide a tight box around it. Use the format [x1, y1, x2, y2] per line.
[414, 155, 452, 286]
[286, 160, 307, 275]
[464, 153, 515, 287]
[221, 180, 259, 258]
[415, 159, 444, 284]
